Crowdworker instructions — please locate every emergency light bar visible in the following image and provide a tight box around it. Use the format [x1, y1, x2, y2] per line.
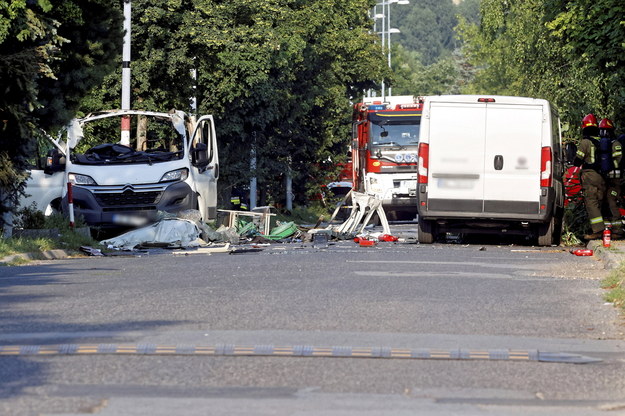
[368, 104, 386, 110]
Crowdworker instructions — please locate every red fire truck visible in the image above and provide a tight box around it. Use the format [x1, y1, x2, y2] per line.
[351, 95, 423, 219]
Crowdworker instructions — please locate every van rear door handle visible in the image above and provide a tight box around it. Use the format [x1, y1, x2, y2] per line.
[494, 155, 504, 170]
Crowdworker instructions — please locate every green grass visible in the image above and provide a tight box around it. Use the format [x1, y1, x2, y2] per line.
[0, 237, 56, 258]
[0, 229, 99, 264]
[601, 263, 625, 310]
[1, 211, 101, 265]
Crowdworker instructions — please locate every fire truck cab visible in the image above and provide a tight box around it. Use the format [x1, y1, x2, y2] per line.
[351, 95, 423, 220]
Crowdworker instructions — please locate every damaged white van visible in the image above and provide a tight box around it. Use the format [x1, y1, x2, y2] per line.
[21, 109, 219, 229]
[416, 95, 565, 246]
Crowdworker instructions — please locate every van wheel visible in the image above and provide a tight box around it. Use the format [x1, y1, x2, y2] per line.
[537, 216, 557, 246]
[418, 217, 436, 244]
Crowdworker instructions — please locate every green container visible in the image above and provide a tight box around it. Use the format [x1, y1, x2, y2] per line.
[266, 221, 298, 240]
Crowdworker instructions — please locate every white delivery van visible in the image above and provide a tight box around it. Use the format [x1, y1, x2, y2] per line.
[21, 109, 219, 229]
[416, 95, 565, 246]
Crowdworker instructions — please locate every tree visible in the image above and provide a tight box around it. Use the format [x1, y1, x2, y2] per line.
[458, 0, 625, 138]
[391, 44, 476, 96]
[392, 0, 457, 65]
[456, 0, 481, 27]
[0, 1, 123, 231]
[545, 0, 625, 132]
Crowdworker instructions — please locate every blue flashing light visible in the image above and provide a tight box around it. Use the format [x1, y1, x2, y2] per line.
[368, 104, 386, 111]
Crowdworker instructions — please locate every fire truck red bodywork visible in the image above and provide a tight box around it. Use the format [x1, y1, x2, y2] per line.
[351, 96, 423, 219]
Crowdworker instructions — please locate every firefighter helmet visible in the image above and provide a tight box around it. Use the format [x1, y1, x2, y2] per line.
[582, 114, 598, 129]
[599, 118, 615, 138]
[582, 113, 599, 136]
[599, 118, 614, 130]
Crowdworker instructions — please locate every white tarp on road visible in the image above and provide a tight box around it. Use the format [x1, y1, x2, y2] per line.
[101, 219, 202, 250]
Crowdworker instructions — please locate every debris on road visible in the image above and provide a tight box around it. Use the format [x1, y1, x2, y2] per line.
[359, 239, 377, 247]
[229, 247, 265, 254]
[79, 246, 104, 256]
[328, 191, 391, 236]
[172, 243, 231, 256]
[101, 218, 203, 250]
[311, 230, 330, 249]
[571, 249, 594, 256]
[93, 203, 406, 258]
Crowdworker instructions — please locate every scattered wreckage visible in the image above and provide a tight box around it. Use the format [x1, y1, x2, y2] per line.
[81, 191, 402, 257]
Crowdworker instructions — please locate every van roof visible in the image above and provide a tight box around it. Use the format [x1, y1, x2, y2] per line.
[424, 95, 549, 106]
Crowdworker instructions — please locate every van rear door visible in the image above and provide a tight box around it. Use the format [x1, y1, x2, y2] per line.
[427, 102, 487, 213]
[483, 104, 543, 214]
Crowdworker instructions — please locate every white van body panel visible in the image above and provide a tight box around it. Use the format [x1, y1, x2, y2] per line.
[482, 104, 543, 203]
[20, 170, 65, 215]
[417, 95, 564, 244]
[427, 102, 486, 203]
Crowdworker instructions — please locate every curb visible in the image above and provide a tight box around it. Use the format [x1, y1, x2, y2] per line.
[586, 240, 625, 270]
[0, 249, 73, 265]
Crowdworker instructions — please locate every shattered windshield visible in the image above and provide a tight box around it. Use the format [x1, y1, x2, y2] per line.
[72, 114, 185, 165]
[370, 120, 420, 149]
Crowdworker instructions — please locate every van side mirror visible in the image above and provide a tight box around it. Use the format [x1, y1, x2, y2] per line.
[564, 142, 577, 165]
[44, 148, 65, 174]
[191, 142, 209, 167]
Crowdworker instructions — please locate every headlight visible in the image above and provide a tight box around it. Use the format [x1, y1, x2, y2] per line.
[68, 173, 97, 185]
[160, 168, 189, 182]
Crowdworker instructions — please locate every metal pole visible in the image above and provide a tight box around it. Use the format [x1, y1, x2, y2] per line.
[67, 182, 75, 229]
[121, 0, 131, 145]
[387, 0, 392, 96]
[286, 157, 293, 212]
[190, 66, 197, 116]
[380, 1, 386, 99]
[250, 141, 257, 210]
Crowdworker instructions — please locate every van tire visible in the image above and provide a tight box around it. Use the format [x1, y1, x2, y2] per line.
[537, 216, 557, 246]
[418, 217, 435, 244]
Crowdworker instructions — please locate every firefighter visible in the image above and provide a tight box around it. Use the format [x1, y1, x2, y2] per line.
[573, 114, 608, 239]
[230, 187, 249, 211]
[599, 118, 624, 237]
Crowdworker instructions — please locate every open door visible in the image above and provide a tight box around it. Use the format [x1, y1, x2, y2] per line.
[189, 115, 219, 220]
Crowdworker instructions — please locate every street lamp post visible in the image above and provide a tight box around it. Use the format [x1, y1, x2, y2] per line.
[387, 27, 400, 96]
[376, 0, 409, 98]
[121, 0, 131, 145]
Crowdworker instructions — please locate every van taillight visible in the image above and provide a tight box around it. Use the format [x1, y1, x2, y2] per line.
[478, 98, 496, 103]
[418, 143, 429, 184]
[540, 146, 552, 187]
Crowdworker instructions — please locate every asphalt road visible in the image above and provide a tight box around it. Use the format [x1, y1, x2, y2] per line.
[1, 225, 624, 415]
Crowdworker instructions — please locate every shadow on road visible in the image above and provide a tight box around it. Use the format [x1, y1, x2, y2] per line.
[0, 263, 188, 400]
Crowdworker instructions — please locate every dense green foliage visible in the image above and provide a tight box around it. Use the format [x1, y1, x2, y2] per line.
[458, 0, 625, 138]
[388, 0, 480, 96]
[392, 0, 457, 65]
[0, 0, 123, 229]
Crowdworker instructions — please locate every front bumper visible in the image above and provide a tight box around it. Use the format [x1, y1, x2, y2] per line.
[62, 181, 196, 228]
